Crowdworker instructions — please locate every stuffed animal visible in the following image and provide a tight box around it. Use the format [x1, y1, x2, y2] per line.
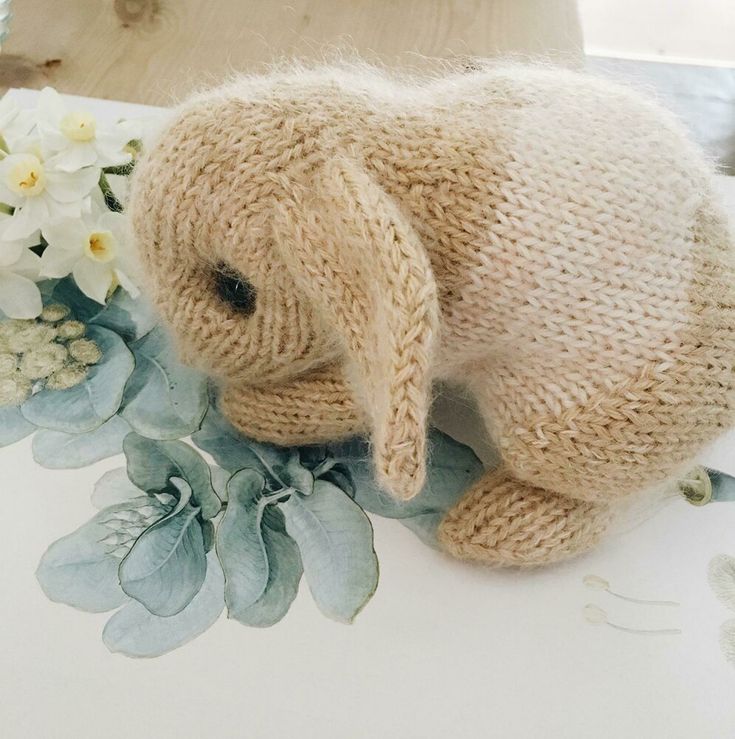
[129, 63, 735, 567]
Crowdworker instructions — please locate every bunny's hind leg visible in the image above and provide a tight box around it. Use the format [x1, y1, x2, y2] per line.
[438, 469, 611, 566]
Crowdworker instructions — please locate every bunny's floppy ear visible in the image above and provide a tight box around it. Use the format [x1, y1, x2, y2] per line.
[273, 157, 439, 500]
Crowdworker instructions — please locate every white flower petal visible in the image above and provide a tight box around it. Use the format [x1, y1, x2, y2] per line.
[47, 142, 99, 172]
[36, 87, 65, 127]
[45, 167, 99, 203]
[39, 244, 80, 278]
[3, 197, 50, 240]
[42, 217, 89, 252]
[73, 258, 113, 304]
[37, 122, 69, 156]
[114, 267, 140, 298]
[0, 239, 24, 267]
[0, 270, 42, 318]
[13, 247, 42, 279]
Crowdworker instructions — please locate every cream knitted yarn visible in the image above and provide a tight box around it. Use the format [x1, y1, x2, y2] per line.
[129, 62, 735, 567]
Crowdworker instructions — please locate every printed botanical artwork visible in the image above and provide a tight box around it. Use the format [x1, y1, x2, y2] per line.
[0, 87, 483, 656]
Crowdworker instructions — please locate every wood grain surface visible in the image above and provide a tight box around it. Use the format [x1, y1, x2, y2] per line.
[0, 0, 582, 104]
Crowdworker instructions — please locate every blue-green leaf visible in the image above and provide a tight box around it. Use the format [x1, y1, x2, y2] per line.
[36, 502, 139, 613]
[216, 469, 270, 620]
[21, 325, 134, 433]
[92, 467, 147, 509]
[234, 512, 303, 627]
[399, 511, 444, 548]
[123, 433, 221, 520]
[281, 480, 378, 623]
[120, 327, 208, 440]
[92, 289, 157, 343]
[32, 415, 131, 469]
[103, 551, 225, 658]
[209, 465, 231, 502]
[0, 405, 35, 447]
[192, 405, 288, 483]
[326, 429, 483, 518]
[118, 478, 207, 616]
[51, 277, 106, 323]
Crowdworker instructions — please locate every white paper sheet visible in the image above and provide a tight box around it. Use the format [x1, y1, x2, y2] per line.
[1, 90, 734, 739]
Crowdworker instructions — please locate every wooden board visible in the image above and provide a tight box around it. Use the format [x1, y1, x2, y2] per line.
[0, 0, 582, 105]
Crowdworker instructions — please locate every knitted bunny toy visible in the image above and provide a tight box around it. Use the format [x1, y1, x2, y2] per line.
[130, 63, 735, 567]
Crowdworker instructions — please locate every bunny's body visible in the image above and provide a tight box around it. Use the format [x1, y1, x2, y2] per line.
[131, 64, 735, 566]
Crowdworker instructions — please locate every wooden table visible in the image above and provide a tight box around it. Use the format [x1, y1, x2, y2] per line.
[0, 0, 582, 105]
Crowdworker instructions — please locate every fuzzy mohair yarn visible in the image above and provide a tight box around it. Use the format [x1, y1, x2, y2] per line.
[129, 62, 735, 567]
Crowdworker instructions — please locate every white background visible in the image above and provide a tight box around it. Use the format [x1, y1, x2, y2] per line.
[1, 93, 735, 739]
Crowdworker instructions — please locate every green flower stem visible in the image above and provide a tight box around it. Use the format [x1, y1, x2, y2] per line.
[98, 172, 124, 213]
[103, 162, 135, 176]
[0, 201, 14, 215]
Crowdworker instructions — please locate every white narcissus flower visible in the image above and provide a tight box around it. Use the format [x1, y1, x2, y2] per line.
[41, 209, 139, 304]
[36, 87, 138, 173]
[0, 150, 99, 240]
[0, 94, 34, 151]
[0, 217, 42, 319]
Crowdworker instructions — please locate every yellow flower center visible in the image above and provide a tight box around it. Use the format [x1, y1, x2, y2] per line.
[85, 230, 117, 263]
[6, 155, 46, 197]
[60, 111, 97, 142]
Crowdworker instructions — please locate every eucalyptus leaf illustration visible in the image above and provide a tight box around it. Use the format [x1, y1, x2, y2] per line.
[399, 511, 446, 548]
[209, 464, 231, 502]
[51, 276, 106, 324]
[36, 502, 144, 613]
[21, 325, 135, 433]
[192, 404, 289, 483]
[120, 327, 208, 440]
[92, 288, 157, 343]
[92, 467, 147, 509]
[0, 406, 35, 447]
[32, 415, 132, 469]
[103, 551, 225, 659]
[235, 513, 303, 628]
[216, 469, 270, 619]
[119, 477, 207, 617]
[327, 428, 483, 519]
[281, 480, 378, 623]
[124, 433, 221, 520]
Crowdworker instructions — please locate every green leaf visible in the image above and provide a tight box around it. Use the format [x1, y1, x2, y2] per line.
[276, 451, 314, 495]
[281, 480, 378, 623]
[209, 465, 231, 502]
[191, 405, 288, 483]
[119, 478, 207, 616]
[21, 325, 134, 433]
[92, 467, 147, 509]
[36, 502, 139, 613]
[234, 512, 303, 627]
[32, 415, 131, 469]
[398, 511, 444, 548]
[326, 429, 483, 518]
[123, 433, 221, 520]
[0, 406, 35, 447]
[92, 289, 157, 343]
[120, 327, 208, 440]
[216, 469, 270, 619]
[51, 276, 105, 323]
[103, 551, 225, 658]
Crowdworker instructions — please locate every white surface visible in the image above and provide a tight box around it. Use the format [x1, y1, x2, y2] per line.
[579, 0, 735, 65]
[2, 93, 735, 739]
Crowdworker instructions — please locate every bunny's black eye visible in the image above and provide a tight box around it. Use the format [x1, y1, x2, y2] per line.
[213, 263, 257, 316]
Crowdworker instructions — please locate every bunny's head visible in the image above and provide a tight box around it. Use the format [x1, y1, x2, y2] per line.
[129, 83, 439, 500]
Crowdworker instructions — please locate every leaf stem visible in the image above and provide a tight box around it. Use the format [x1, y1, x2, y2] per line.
[99, 172, 124, 213]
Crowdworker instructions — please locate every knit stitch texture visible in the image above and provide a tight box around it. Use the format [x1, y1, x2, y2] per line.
[129, 62, 735, 567]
